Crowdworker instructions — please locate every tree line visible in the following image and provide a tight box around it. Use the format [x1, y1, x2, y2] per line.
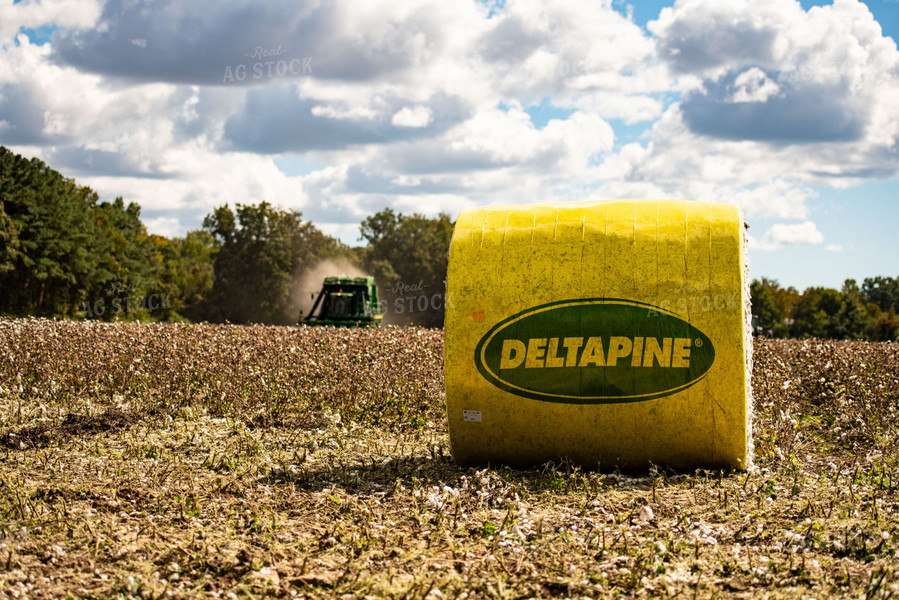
[751, 277, 897, 341]
[1, 146, 896, 338]
[1, 147, 450, 327]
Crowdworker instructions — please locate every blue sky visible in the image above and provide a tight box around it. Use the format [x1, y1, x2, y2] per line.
[749, 180, 899, 289]
[1, 0, 897, 291]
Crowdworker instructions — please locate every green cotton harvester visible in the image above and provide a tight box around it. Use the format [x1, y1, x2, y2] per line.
[301, 276, 383, 328]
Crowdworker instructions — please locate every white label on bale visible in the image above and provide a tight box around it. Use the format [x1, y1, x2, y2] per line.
[463, 410, 482, 422]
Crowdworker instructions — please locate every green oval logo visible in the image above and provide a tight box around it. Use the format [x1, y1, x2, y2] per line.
[475, 298, 715, 404]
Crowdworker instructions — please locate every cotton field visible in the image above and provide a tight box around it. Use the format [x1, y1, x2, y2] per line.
[0, 319, 897, 599]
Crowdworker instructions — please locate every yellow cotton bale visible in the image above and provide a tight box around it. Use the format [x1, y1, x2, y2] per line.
[444, 199, 752, 471]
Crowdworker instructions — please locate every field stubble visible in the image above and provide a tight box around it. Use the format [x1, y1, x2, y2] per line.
[0, 318, 897, 599]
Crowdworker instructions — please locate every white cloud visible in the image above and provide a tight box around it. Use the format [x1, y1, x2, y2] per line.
[391, 105, 433, 128]
[0, 0, 100, 43]
[731, 67, 781, 103]
[144, 216, 182, 238]
[753, 221, 825, 251]
[311, 104, 380, 121]
[0, 35, 109, 145]
[473, 0, 664, 121]
[590, 0, 899, 224]
[1, 0, 655, 230]
[649, 0, 899, 151]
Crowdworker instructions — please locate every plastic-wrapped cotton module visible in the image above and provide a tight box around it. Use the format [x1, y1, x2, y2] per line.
[444, 199, 752, 470]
